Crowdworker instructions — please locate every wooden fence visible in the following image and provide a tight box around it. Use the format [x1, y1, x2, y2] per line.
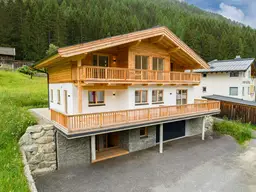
[217, 101, 256, 124]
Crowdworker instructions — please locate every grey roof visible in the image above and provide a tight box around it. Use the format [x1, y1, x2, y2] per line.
[0, 47, 15, 56]
[194, 58, 255, 73]
[202, 95, 256, 107]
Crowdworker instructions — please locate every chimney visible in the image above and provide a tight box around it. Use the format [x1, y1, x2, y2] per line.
[235, 55, 241, 59]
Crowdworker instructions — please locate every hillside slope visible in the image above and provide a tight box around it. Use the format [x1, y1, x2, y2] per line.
[0, 0, 255, 62]
[0, 71, 47, 191]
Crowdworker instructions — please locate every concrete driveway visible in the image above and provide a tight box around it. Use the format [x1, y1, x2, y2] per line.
[36, 135, 256, 192]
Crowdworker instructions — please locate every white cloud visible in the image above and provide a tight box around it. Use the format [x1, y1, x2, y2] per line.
[217, 3, 245, 23]
[215, 2, 256, 28]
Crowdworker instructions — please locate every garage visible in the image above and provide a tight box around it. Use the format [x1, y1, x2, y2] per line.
[156, 121, 186, 143]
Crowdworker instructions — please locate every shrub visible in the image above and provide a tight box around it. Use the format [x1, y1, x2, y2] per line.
[17, 65, 36, 79]
[213, 120, 253, 144]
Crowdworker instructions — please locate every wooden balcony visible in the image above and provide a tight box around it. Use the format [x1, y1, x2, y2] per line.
[78, 66, 201, 85]
[51, 101, 220, 134]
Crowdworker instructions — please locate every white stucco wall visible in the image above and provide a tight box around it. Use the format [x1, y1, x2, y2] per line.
[49, 83, 76, 114]
[49, 84, 198, 115]
[194, 68, 255, 101]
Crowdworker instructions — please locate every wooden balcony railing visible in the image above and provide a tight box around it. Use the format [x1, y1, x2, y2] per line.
[51, 101, 220, 133]
[78, 66, 201, 83]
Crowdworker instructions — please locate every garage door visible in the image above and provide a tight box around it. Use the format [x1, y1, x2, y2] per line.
[156, 121, 186, 143]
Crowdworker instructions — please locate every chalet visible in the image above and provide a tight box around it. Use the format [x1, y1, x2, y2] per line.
[0, 47, 15, 70]
[194, 56, 256, 101]
[0, 47, 33, 70]
[34, 26, 220, 168]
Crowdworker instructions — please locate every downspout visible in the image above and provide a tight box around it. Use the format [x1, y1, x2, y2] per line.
[47, 72, 50, 109]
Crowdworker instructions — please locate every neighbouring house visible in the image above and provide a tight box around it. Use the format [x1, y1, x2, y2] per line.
[0, 46, 33, 70]
[0, 47, 15, 69]
[194, 56, 256, 101]
[34, 26, 220, 168]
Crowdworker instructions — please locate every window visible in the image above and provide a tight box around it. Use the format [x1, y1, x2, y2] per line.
[152, 90, 164, 103]
[92, 54, 109, 67]
[88, 91, 105, 106]
[202, 73, 207, 78]
[135, 55, 148, 70]
[135, 90, 148, 105]
[242, 87, 244, 96]
[230, 72, 239, 77]
[152, 57, 164, 71]
[229, 87, 238, 96]
[202, 87, 207, 93]
[50, 89, 53, 103]
[176, 90, 187, 105]
[140, 127, 148, 138]
[57, 89, 61, 104]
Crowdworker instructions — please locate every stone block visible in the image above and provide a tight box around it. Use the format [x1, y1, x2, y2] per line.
[35, 136, 53, 144]
[26, 125, 43, 133]
[23, 144, 38, 153]
[31, 130, 45, 139]
[39, 143, 55, 153]
[19, 133, 33, 146]
[43, 124, 54, 131]
[45, 130, 54, 136]
[44, 153, 56, 161]
[32, 167, 54, 176]
[29, 153, 43, 165]
[38, 161, 56, 168]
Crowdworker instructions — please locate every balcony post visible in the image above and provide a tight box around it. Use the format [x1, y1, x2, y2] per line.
[91, 135, 96, 161]
[77, 58, 83, 113]
[202, 116, 206, 140]
[159, 124, 163, 153]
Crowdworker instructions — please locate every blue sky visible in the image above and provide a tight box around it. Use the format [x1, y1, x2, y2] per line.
[179, 0, 256, 28]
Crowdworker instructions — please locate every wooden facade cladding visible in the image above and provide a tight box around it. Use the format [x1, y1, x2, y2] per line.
[51, 100, 220, 134]
[48, 62, 72, 83]
[49, 42, 201, 85]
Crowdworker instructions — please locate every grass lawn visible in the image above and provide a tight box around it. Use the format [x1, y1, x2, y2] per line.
[0, 71, 47, 191]
[213, 119, 256, 144]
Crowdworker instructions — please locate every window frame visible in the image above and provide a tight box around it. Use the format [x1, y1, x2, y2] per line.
[152, 57, 164, 71]
[135, 90, 148, 105]
[57, 89, 61, 105]
[176, 89, 188, 105]
[229, 87, 238, 96]
[152, 90, 164, 104]
[50, 89, 53, 103]
[92, 54, 109, 67]
[230, 71, 239, 77]
[140, 127, 148, 138]
[88, 90, 105, 106]
[135, 55, 148, 70]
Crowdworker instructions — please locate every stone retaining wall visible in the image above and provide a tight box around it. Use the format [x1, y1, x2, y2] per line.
[19, 124, 56, 176]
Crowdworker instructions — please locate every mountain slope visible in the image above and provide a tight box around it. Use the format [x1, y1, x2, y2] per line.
[0, 0, 255, 62]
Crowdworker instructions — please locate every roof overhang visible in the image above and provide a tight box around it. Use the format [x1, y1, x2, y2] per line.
[34, 26, 209, 69]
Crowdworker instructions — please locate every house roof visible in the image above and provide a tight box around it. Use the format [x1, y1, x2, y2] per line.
[34, 26, 209, 69]
[0, 47, 15, 56]
[202, 95, 256, 107]
[194, 57, 255, 73]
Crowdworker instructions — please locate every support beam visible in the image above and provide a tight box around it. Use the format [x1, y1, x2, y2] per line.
[151, 35, 164, 44]
[77, 58, 83, 113]
[91, 135, 96, 161]
[159, 124, 163, 153]
[202, 116, 206, 140]
[169, 47, 180, 53]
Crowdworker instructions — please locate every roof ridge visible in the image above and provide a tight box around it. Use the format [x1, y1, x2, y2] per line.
[210, 58, 255, 63]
